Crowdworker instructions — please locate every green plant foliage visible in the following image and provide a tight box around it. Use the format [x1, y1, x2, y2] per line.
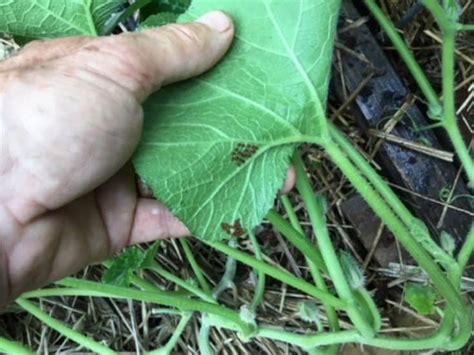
[440, 231, 456, 256]
[0, 0, 127, 37]
[298, 301, 322, 326]
[339, 251, 365, 290]
[404, 283, 437, 315]
[140, 12, 179, 29]
[103, 243, 159, 286]
[92, 0, 128, 34]
[140, 0, 190, 20]
[134, 0, 341, 242]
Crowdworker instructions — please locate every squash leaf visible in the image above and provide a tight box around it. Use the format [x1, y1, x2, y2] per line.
[404, 283, 437, 315]
[103, 242, 160, 287]
[0, 0, 127, 38]
[134, 0, 341, 242]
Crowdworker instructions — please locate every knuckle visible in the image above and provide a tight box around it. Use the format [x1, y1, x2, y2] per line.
[160, 23, 208, 51]
[79, 36, 154, 95]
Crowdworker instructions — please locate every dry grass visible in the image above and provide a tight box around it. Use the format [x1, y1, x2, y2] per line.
[1, 1, 473, 354]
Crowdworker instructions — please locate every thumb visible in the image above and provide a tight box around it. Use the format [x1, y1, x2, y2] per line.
[76, 11, 234, 102]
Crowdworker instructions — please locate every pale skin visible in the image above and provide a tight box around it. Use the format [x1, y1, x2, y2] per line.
[0, 12, 295, 306]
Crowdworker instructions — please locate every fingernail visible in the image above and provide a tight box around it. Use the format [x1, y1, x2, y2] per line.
[196, 11, 232, 33]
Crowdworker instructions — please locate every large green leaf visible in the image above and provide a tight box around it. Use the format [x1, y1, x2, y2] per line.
[0, 0, 127, 38]
[134, 0, 341, 242]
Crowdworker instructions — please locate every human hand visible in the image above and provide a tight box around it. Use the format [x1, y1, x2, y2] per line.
[0, 11, 236, 306]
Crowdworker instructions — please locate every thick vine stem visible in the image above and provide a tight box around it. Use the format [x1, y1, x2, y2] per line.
[148, 312, 193, 355]
[364, 0, 474, 186]
[0, 336, 33, 354]
[363, 0, 441, 113]
[52, 278, 255, 335]
[328, 123, 413, 225]
[277, 197, 340, 332]
[323, 140, 471, 349]
[440, 29, 474, 186]
[149, 262, 215, 303]
[267, 210, 327, 272]
[16, 298, 117, 355]
[456, 226, 474, 281]
[248, 231, 266, 312]
[207, 241, 346, 309]
[293, 154, 375, 338]
[180, 239, 211, 292]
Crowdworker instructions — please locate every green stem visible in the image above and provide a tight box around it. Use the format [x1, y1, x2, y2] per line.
[180, 239, 211, 292]
[248, 231, 266, 313]
[268, 209, 340, 334]
[355, 288, 382, 332]
[328, 123, 413, 225]
[256, 328, 360, 350]
[330, 125, 457, 273]
[456, 225, 474, 279]
[197, 314, 213, 355]
[51, 278, 253, 335]
[267, 210, 326, 272]
[421, 0, 455, 32]
[102, 0, 154, 35]
[293, 154, 375, 338]
[279, 195, 340, 335]
[0, 336, 33, 354]
[149, 262, 215, 303]
[103, 259, 164, 293]
[281, 195, 305, 234]
[364, 0, 441, 114]
[148, 312, 193, 355]
[441, 29, 474, 186]
[365, 0, 474, 185]
[213, 241, 237, 299]
[205, 312, 457, 351]
[459, 24, 474, 31]
[324, 141, 470, 346]
[207, 241, 346, 310]
[16, 298, 116, 355]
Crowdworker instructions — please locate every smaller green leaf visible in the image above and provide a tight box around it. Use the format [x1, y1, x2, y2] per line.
[440, 231, 456, 256]
[140, 12, 178, 29]
[142, 241, 161, 268]
[141, 0, 190, 20]
[404, 283, 437, 315]
[103, 247, 146, 287]
[339, 251, 365, 290]
[298, 301, 321, 325]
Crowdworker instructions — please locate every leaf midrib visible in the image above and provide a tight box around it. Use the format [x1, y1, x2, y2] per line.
[262, 0, 328, 134]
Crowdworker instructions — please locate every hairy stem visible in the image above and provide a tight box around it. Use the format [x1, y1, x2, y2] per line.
[294, 154, 375, 338]
[180, 239, 211, 292]
[207, 241, 346, 309]
[0, 336, 33, 354]
[53, 278, 254, 335]
[363, 0, 441, 114]
[16, 298, 116, 355]
[268, 209, 340, 333]
[149, 262, 215, 303]
[248, 231, 266, 312]
[324, 140, 470, 347]
[267, 210, 326, 272]
[148, 312, 193, 355]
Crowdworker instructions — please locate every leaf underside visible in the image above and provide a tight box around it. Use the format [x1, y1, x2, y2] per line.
[0, 0, 341, 243]
[134, 0, 341, 242]
[0, 0, 127, 37]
